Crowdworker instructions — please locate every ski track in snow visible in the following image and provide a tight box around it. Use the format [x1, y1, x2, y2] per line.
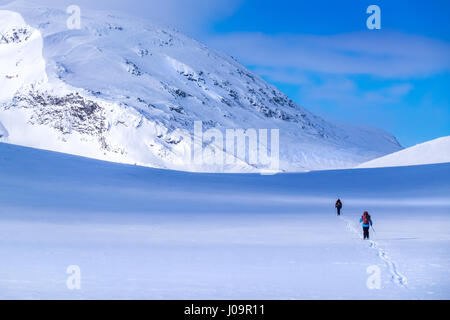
[340, 216, 408, 289]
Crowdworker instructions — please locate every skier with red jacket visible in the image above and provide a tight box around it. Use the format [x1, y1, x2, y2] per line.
[360, 211, 373, 240]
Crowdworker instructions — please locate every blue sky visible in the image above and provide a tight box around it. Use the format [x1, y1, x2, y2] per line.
[206, 0, 450, 147]
[2, 0, 449, 146]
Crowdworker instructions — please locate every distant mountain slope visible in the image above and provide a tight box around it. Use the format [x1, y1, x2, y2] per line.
[0, 2, 402, 172]
[358, 136, 450, 168]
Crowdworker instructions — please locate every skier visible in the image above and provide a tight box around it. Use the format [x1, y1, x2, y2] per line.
[335, 199, 343, 216]
[360, 211, 373, 240]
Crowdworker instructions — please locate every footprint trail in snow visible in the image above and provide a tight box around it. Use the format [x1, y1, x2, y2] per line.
[340, 216, 408, 288]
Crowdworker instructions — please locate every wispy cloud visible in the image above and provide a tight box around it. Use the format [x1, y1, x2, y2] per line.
[207, 31, 450, 78]
[304, 79, 414, 106]
[249, 66, 311, 85]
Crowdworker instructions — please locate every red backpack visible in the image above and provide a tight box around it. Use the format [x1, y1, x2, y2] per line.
[362, 212, 371, 225]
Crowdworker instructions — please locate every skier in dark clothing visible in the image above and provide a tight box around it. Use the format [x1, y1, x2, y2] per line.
[360, 211, 373, 240]
[335, 199, 343, 216]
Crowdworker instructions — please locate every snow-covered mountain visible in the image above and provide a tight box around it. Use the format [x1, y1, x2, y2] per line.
[357, 136, 450, 169]
[0, 2, 402, 172]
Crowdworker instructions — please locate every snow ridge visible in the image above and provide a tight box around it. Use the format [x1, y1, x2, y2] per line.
[358, 136, 450, 168]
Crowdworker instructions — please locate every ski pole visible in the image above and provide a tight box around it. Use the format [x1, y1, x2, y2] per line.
[371, 226, 376, 241]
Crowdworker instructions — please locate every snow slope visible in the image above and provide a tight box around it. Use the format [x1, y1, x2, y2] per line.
[0, 2, 402, 172]
[0, 142, 449, 299]
[0, 120, 8, 138]
[0, 9, 47, 101]
[358, 136, 450, 169]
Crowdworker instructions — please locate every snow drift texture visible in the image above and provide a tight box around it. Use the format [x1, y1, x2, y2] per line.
[0, 2, 402, 172]
[1, 142, 449, 299]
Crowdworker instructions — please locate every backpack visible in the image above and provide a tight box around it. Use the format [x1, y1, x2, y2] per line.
[362, 213, 371, 225]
